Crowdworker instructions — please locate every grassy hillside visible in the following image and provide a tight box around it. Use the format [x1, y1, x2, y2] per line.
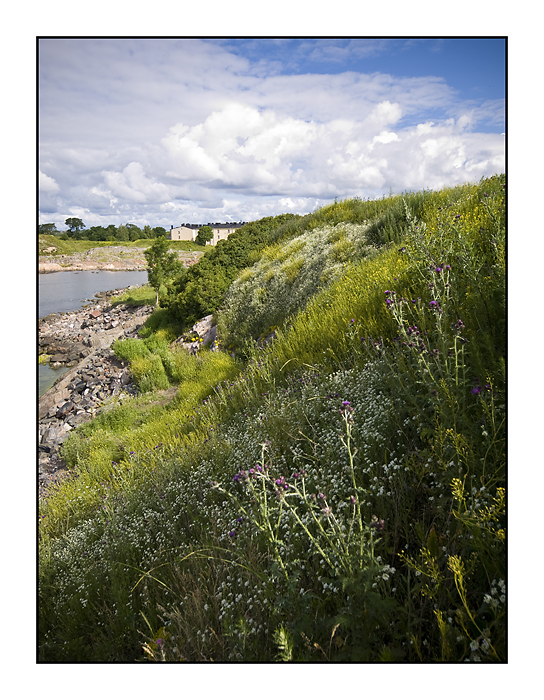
[38, 175, 505, 662]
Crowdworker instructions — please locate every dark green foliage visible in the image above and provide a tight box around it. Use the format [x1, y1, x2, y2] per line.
[165, 213, 299, 326]
[65, 217, 85, 233]
[38, 223, 58, 235]
[195, 225, 213, 246]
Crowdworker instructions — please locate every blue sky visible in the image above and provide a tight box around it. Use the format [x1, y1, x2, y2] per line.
[38, 37, 505, 230]
[221, 38, 505, 109]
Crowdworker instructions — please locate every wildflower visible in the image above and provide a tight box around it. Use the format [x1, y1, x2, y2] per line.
[350, 495, 357, 505]
[435, 267, 442, 273]
[370, 516, 385, 532]
[472, 386, 482, 395]
[321, 506, 332, 517]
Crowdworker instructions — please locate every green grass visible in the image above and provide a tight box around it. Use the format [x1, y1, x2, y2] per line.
[110, 285, 157, 307]
[38, 175, 505, 662]
[39, 235, 116, 255]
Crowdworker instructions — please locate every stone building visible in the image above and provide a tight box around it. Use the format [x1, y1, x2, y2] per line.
[170, 222, 246, 245]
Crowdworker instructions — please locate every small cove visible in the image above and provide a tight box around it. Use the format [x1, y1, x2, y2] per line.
[39, 270, 148, 395]
[39, 269, 148, 319]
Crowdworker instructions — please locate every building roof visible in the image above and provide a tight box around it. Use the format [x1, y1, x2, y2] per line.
[171, 222, 247, 230]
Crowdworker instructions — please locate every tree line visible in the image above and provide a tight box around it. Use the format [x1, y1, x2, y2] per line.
[39, 218, 168, 242]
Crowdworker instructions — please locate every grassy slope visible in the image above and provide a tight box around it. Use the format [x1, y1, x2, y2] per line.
[38, 175, 505, 662]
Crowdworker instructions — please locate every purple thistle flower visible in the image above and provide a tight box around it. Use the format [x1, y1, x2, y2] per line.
[472, 386, 482, 395]
[435, 267, 442, 273]
[370, 516, 385, 532]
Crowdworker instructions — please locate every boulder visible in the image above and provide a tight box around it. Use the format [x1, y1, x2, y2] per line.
[56, 401, 74, 418]
[50, 353, 68, 364]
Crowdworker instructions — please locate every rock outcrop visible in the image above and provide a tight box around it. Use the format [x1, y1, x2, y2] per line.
[39, 245, 202, 273]
[39, 289, 154, 368]
[170, 314, 218, 355]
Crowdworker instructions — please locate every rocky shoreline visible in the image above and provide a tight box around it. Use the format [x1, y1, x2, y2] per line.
[38, 289, 155, 497]
[38, 284, 226, 499]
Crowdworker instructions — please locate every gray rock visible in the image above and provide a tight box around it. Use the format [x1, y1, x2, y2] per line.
[56, 401, 74, 418]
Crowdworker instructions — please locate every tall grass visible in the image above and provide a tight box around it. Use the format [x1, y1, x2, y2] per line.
[39, 175, 505, 662]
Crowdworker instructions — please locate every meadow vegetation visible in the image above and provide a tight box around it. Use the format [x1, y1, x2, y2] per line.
[38, 175, 505, 662]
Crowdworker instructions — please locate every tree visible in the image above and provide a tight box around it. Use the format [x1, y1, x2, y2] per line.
[153, 226, 167, 238]
[144, 237, 183, 305]
[106, 224, 118, 240]
[126, 223, 142, 241]
[195, 225, 214, 246]
[65, 217, 85, 234]
[89, 226, 109, 241]
[39, 223, 58, 235]
[142, 225, 153, 239]
[116, 224, 129, 242]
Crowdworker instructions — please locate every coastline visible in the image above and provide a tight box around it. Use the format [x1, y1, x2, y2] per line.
[38, 288, 154, 497]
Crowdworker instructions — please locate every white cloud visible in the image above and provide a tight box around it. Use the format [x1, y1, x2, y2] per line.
[157, 102, 504, 202]
[38, 39, 505, 227]
[39, 170, 59, 193]
[102, 162, 173, 203]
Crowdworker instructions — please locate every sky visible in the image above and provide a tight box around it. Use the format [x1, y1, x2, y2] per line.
[38, 37, 505, 230]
